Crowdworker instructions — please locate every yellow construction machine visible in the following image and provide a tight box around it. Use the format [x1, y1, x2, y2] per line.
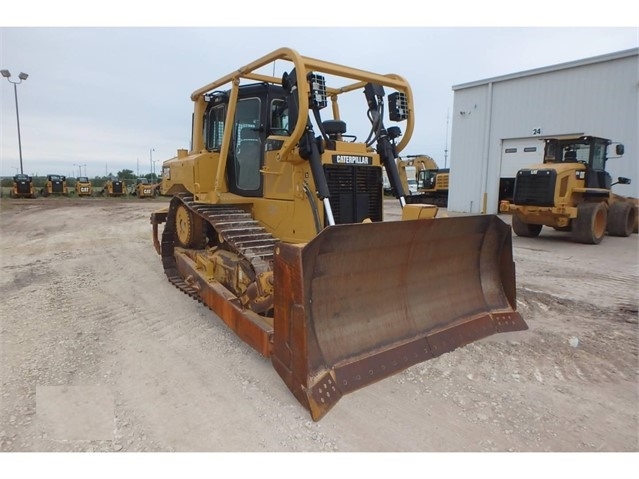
[397, 154, 449, 206]
[130, 177, 156, 198]
[40, 174, 69, 197]
[75, 176, 93, 197]
[151, 48, 526, 421]
[499, 135, 637, 243]
[9, 174, 36, 198]
[101, 177, 127, 197]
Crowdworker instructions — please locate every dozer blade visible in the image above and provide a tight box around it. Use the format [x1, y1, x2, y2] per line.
[271, 215, 527, 421]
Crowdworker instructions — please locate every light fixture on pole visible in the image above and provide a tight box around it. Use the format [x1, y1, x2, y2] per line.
[1, 69, 28, 175]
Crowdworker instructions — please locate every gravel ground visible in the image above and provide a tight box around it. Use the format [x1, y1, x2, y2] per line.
[1, 197, 637, 477]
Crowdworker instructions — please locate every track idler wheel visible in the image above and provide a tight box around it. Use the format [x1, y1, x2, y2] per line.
[175, 203, 206, 248]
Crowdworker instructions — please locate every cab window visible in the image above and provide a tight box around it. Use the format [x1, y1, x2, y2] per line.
[270, 99, 289, 135]
[233, 97, 262, 191]
[205, 104, 226, 151]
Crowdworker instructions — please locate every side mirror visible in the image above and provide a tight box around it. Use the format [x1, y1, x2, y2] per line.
[616, 144, 625, 156]
[617, 177, 631, 185]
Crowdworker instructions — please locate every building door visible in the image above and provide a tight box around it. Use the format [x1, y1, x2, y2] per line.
[499, 138, 544, 202]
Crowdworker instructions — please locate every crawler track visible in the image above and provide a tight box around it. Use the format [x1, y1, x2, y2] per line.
[160, 193, 278, 306]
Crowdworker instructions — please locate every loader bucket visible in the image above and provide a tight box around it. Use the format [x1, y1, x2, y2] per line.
[271, 215, 527, 421]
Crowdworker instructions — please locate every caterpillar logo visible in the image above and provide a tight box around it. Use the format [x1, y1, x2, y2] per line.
[332, 154, 372, 165]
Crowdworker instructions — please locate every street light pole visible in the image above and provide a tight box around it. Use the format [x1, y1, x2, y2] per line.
[1, 70, 28, 175]
[149, 148, 155, 178]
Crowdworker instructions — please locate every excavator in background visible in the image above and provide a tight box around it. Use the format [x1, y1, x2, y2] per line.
[75, 176, 93, 197]
[9, 174, 36, 198]
[150, 48, 526, 421]
[500, 135, 637, 244]
[397, 154, 449, 206]
[40, 174, 69, 197]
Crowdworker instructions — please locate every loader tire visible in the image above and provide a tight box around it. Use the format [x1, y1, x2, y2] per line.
[174, 203, 206, 248]
[571, 202, 607, 244]
[607, 201, 635, 237]
[512, 215, 542, 237]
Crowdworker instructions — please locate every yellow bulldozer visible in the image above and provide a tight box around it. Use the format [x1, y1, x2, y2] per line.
[74, 176, 93, 197]
[499, 135, 637, 243]
[9, 173, 36, 198]
[40, 174, 69, 197]
[397, 154, 449, 207]
[151, 48, 526, 421]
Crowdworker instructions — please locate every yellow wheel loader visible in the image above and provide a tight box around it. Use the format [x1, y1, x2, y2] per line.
[150, 48, 526, 421]
[500, 135, 637, 244]
[75, 176, 93, 197]
[9, 174, 36, 198]
[40, 174, 69, 197]
[397, 154, 449, 207]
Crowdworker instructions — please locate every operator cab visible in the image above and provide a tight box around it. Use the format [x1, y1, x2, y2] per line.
[203, 83, 289, 197]
[544, 136, 625, 190]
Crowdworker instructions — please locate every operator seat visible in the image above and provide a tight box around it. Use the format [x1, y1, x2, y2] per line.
[236, 127, 261, 190]
[564, 150, 577, 162]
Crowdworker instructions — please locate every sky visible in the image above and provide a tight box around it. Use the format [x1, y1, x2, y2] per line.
[1, 3, 638, 179]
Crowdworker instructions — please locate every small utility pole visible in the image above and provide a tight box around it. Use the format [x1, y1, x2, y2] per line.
[444, 109, 450, 169]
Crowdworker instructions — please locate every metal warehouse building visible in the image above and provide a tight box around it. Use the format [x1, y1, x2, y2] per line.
[448, 47, 638, 214]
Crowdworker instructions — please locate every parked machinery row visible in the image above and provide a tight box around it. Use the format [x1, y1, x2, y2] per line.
[5, 174, 160, 199]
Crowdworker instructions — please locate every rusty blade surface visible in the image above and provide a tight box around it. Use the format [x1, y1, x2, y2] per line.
[272, 215, 527, 420]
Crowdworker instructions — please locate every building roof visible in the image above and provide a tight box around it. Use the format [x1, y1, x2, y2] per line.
[452, 47, 639, 91]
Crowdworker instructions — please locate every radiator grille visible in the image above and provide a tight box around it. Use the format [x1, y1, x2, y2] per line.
[324, 165, 383, 225]
[17, 182, 30, 194]
[513, 169, 556, 206]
